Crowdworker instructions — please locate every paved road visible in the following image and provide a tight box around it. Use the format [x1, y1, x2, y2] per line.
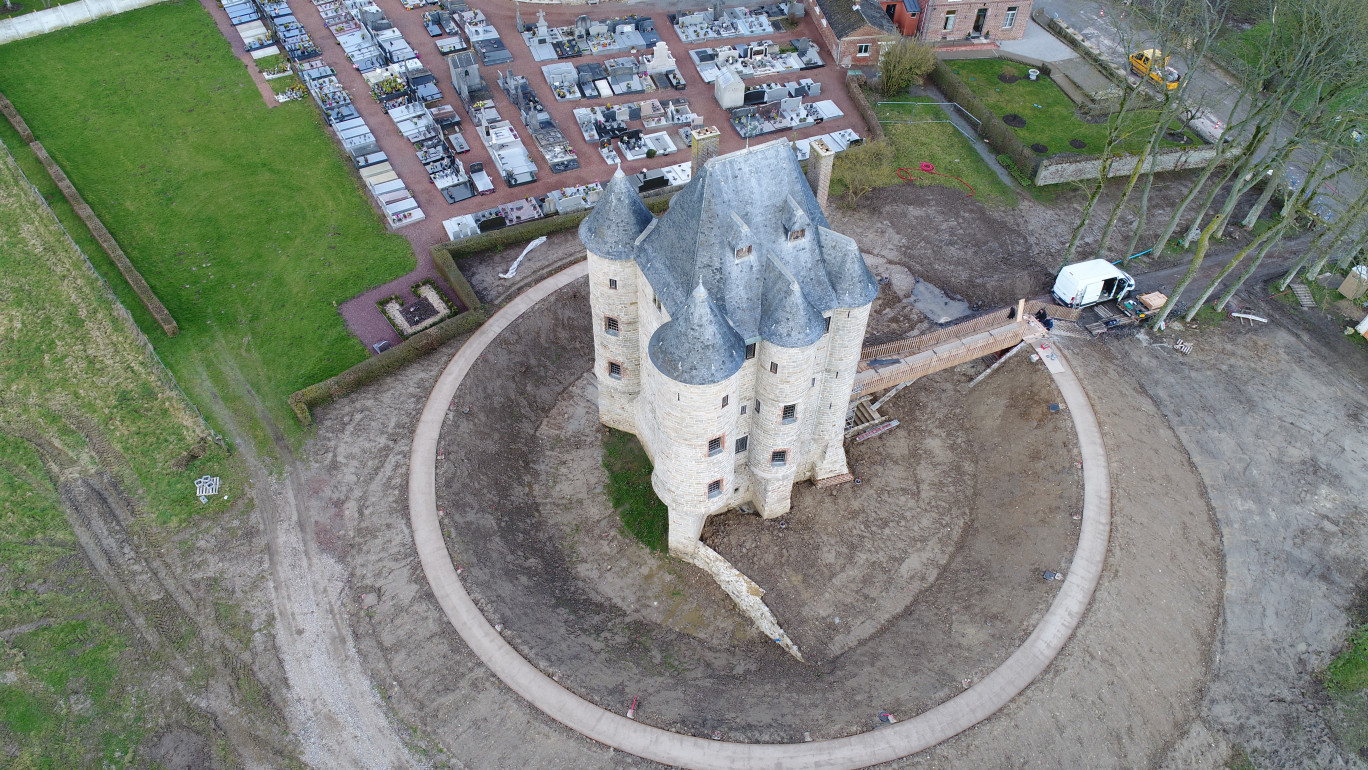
[407, 262, 1115, 769]
[1038, 0, 1363, 229]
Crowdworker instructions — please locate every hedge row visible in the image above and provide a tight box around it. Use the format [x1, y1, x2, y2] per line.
[28, 140, 180, 337]
[927, 59, 1040, 183]
[843, 73, 886, 143]
[288, 305, 488, 425]
[433, 193, 673, 261]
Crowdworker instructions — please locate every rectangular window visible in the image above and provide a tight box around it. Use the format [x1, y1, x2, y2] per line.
[824, 316, 832, 333]
[708, 479, 722, 498]
[745, 343, 757, 360]
[735, 245, 753, 260]
[609, 278, 618, 289]
[741, 404, 748, 415]
[735, 435, 748, 453]
[654, 295, 662, 311]
[1004, 6, 1018, 27]
[944, 10, 956, 30]
[856, 43, 871, 55]
[708, 436, 724, 456]
[770, 450, 787, 467]
[608, 361, 622, 380]
[782, 404, 796, 423]
[756, 399, 761, 412]
[604, 316, 620, 336]
[722, 395, 729, 408]
[811, 377, 816, 388]
[770, 362, 779, 374]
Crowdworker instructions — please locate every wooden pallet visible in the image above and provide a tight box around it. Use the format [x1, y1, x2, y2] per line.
[814, 472, 854, 488]
[1291, 283, 1316, 309]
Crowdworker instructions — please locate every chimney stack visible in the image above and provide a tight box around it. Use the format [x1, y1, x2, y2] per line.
[691, 126, 721, 178]
[806, 138, 835, 211]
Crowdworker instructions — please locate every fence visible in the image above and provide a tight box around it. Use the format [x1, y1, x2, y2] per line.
[0, 0, 172, 44]
[926, 58, 1041, 183]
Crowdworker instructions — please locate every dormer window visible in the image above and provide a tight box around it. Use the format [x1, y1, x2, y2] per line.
[735, 244, 753, 260]
[788, 228, 806, 242]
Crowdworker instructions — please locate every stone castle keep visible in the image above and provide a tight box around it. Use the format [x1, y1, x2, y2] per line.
[581, 140, 877, 556]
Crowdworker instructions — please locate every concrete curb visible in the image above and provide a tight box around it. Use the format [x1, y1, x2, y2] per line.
[407, 265, 1112, 769]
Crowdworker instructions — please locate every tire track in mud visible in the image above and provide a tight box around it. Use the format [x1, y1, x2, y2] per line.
[13, 427, 296, 768]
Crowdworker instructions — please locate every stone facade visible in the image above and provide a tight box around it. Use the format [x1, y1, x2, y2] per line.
[580, 141, 878, 556]
[922, 0, 1031, 43]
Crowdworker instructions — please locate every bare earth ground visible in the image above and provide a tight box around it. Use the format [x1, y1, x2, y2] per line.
[257, 265, 1228, 768]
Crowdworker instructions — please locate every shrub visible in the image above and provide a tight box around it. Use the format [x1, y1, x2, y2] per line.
[879, 39, 937, 97]
[833, 139, 896, 203]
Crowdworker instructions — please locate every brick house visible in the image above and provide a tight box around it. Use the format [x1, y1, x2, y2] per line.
[806, 0, 901, 69]
[919, 0, 1031, 42]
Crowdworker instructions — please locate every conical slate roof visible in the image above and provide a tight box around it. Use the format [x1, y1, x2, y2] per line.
[818, 227, 879, 308]
[578, 167, 654, 260]
[759, 255, 825, 348]
[648, 283, 746, 385]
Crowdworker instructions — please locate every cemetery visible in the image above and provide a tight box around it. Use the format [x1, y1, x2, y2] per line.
[455, 7, 512, 65]
[669, 3, 775, 42]
[688, 37, 823, 84]
[516, 9, 660, 62]
[498, 69, 580, 173]
[469, 98, 538, 187]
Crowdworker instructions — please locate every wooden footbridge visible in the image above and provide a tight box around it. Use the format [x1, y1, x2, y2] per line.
[853, 300, 1081, 396]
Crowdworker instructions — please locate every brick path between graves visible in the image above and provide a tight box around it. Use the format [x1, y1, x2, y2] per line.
[256, 0, 868, 351]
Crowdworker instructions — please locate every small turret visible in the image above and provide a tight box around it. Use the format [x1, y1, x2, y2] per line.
[579, 167, 654, 260]
[648, 283, 745, 385]
[759, 255, 825, 348]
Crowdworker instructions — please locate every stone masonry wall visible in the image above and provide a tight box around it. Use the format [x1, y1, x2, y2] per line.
[588, 251, 640, 432]
[811, 303, 870, 480]
[1034, 143, 1219, 186]
[748, 336, 824, 517]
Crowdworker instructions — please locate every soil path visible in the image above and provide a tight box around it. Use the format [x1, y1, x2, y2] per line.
[212, 363, 421, 770]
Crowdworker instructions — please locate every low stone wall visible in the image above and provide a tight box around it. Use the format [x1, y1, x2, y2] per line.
[1032, 8, 1131, 90]
[844, 73, 885, 143]
[0, 0, 171, 44]
[1034, 143, 1218, 186]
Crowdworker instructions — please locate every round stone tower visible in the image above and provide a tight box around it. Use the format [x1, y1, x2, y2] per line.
[641, 283, 746, 556]
[581, 168, 655, 432]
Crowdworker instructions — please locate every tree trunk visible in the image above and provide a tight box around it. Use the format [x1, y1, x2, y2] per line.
[1214, 232, 1284, 311]
[1240, 166, 1281, 229]
[1094, 142, 1151, 259]
[1183, 216, 1293, 320]
[1153, 209, 1230, 327]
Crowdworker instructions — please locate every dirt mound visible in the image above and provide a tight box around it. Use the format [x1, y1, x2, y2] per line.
[998, 73, 1020, 84]
[1031, 143, 1050, 155]
[1003, 113, 1027, 128]
[1069, 138, 1087, 150]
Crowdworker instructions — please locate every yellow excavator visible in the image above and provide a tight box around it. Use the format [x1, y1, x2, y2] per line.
[1129, 49, 1181, 91]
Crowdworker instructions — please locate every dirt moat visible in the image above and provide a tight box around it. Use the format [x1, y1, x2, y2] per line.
[432, 278, 1085, 741]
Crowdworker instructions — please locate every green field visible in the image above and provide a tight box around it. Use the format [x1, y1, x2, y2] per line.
[868, 96, 1017, 207]
[0, 144, 237, 765]
[602, 428, 669, 552]
[948, 59, 1197, 157]
[0, 0, 415, 450]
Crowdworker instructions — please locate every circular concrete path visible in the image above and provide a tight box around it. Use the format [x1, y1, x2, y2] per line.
[407, 261, 1112, 769]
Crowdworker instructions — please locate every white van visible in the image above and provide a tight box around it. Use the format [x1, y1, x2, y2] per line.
[1052, 260, 1136, 309]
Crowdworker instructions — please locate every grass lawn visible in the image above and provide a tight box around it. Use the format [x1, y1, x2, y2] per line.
[1327, 625, 1368, 692]
[602, 428, 668, 552]
[0, 145, 238, 764]
[947, 59, 1198, 158]
[866, 96, 1017, 207]
[0, 0, 415, 451]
